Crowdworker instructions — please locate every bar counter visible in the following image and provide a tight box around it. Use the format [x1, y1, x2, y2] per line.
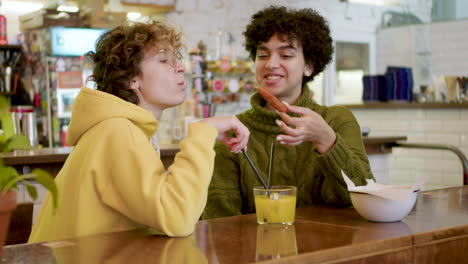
[0, 136, 405, 176]
[3, 186, 468, 263]
[0, 145, 180, 176]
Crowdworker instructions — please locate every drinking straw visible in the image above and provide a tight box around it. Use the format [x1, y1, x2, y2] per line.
[242, 149, 269, 190]
[267, 141, 275, 189]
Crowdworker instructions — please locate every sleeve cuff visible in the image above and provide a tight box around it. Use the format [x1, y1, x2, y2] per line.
[187, 122, 218, 143]
[312, 134, 349, 169]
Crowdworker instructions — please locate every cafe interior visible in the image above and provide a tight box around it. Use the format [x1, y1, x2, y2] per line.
[0, 0, 468, 263]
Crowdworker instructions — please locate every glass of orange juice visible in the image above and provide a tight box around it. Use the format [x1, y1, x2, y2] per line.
[253, 185, 297, 225]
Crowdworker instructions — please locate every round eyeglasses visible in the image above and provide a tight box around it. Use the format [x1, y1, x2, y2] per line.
[157, 49, 183, 68]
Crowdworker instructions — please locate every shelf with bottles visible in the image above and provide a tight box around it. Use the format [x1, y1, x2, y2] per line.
[205, 57, 253, 75]
[0, 45, 23, 96]
[192, 57, 254, 84]
[188, 42, 254, 79]
[0, 45, 22, 51]
[188, 42, 256, 118]
[191, 71, 256, 117]
[191, 76, 256, 118]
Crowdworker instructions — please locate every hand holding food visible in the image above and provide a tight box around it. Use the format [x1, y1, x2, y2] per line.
[199, 116, 250, 153]
[257, 86, 288, 112]
[275, 102, 336, 153]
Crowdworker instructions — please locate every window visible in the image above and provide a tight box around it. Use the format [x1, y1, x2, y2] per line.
[334, 41, 369, 105]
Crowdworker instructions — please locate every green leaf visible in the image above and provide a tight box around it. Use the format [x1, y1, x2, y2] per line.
[24, 181, 38, 200]
[0, 166, 20, 193]
[0, 96, 9, 116]
[1, 113, 15, 141]
[0, 136, 8, 154]
[6, 134, 32, 151]
[30, 169, 58, 210]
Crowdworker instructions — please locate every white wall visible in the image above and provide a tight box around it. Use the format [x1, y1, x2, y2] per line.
[167, 0, 403, 105]
[168, 0, 390, 59]
[359, 16, 468, 187]
[430, 20, 468, 76]
[377, 19, 468, 91]
[1, 1, 43, 44]
[353, 108, 468, 190]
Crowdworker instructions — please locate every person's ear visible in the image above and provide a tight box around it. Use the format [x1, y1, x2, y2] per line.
[129, 78, 139, 90]
[304, 64, 313, 77]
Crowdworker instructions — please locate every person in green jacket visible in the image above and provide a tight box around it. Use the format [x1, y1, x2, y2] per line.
[29, 21, 249, 243]
[203, 6, 374, 219]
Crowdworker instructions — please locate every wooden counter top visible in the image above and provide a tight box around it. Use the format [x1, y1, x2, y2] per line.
[1, 146, 180, 166]
[3, 186, 468, 263]
[1, 136, 405, 167]
[0, 145, 180, 176]
[362, 136, 407, 154]
[1, 147, 74, 165]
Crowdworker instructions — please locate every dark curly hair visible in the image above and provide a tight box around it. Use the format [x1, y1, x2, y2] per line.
[85, 21, 183, 104]
[244, 6, 333, 85]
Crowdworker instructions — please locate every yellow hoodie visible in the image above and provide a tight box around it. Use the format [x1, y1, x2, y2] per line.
[29, 88, 218, 243]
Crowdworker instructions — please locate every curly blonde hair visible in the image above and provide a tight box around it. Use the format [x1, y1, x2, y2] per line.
[86, 21, 183, 104]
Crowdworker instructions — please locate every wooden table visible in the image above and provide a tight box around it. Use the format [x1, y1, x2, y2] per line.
[362, 136, 406, 154]
[3, 186, 468, 263]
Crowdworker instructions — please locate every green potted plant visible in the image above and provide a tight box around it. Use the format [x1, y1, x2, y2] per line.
[0, 96, 57, 254]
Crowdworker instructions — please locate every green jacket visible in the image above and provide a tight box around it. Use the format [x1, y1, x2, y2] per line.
[203, 88, 374, 219]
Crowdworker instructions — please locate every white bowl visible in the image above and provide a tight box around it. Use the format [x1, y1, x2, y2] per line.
[349, 191, 418, 222]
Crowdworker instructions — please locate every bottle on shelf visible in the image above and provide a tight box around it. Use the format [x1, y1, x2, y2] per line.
[0, 14, 7, 45]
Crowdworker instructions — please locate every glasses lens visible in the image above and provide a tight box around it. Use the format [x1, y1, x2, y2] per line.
[175, 51, 183, 61]
[171, 51, 183, 67]
[158, 49, 183, 67]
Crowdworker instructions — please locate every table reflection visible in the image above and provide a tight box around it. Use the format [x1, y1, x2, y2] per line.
[350, 220, 412, 243]
[255, 224, 298, 261]
[49, 231, 207, 264]
[5, 187, 468, 264]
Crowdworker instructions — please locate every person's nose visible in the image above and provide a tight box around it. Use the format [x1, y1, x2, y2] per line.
[175, 61, 185, 73]
[265, 54, 280, 70]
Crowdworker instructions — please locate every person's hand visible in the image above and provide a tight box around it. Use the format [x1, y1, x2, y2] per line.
[199, 116, 249, 153]
[275, 102, 336, 154]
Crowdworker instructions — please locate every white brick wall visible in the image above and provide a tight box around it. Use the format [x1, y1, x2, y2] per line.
[168, 0, 396, 61]
[431, 20, 468, 76]
[353, 108, 468, 190]
[377, 19, 468, 92]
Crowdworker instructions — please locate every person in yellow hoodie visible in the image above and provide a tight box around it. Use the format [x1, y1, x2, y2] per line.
[28, 21, 249, 243]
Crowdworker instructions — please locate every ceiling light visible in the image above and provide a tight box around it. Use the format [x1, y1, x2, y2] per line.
[346, 0, 401, 6]
[57, 5, 79, 13]
[127, 12, 141, 20]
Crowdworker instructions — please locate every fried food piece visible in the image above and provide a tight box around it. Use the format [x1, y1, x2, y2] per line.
[257, 86, 288, 112]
